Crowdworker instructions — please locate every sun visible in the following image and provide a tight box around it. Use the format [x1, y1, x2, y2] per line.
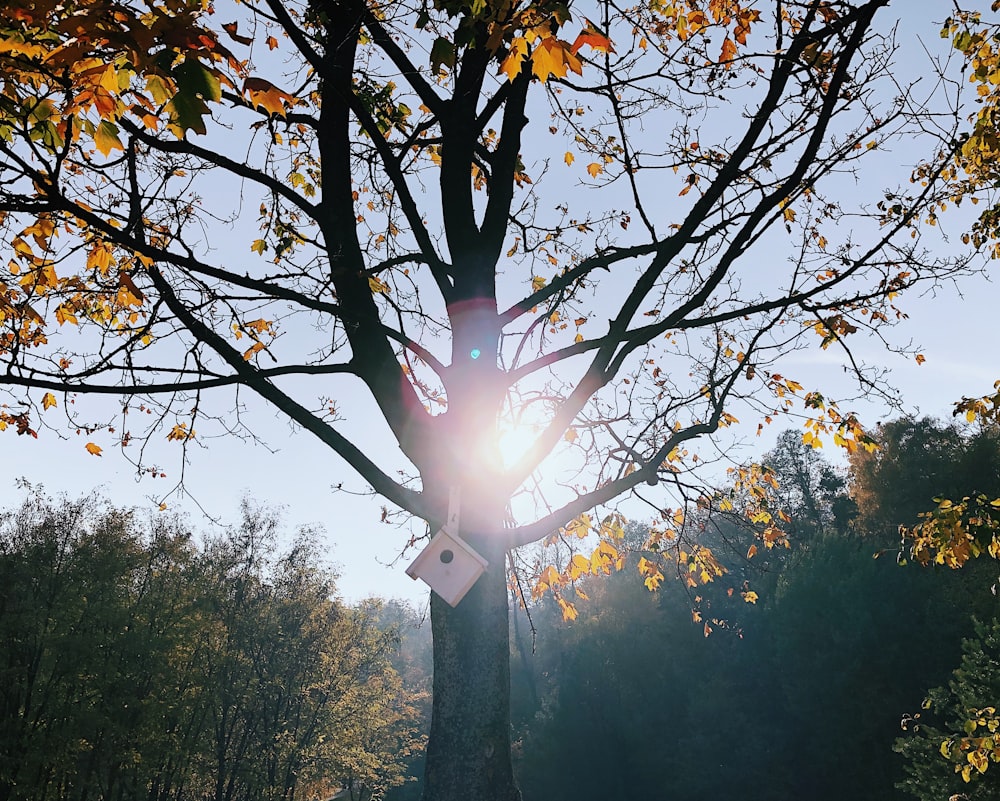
[494, 413, 582, 488]
[496, 419, 541, 470]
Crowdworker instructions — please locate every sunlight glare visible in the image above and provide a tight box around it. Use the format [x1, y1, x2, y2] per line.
[496, 420, 540, 470]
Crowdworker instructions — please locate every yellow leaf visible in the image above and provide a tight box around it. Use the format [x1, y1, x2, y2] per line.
[166, 424, 194, 441]
[99, 64, 125, 96]
[564, 427, 578, 443]
[569, 553, 590, 580]
[368, 276, 390, 294]
[500, 37, 528, 82]
[564, 151, 575, 165]
[85, 442, 103, 456]
[41, 392, 57, 410]
[565, 514, 592, 539]
[145, 74, 174, 105]
[531, 275, 546, 291]
[558, 597, 578, 621]
[783, 206, 796, 222]
[94, 121, 124, 157]
[742, 590, 759, 604]
[87, 244, 113, 275]
[535, 565, 561, 593]
[531, 38, 582, 83]
[586, 162, 603, 178]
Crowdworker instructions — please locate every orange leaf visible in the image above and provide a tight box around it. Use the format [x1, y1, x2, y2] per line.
[586, 162, 603, 178]
[41, 392, 57, 410]
[719, 37, 738, 67]
[119, 272, 145, 303]
[244, 77, 295, 117]
[570, 21, 615, 55]
[222, 21, 253, 45]
[85, 442, 103, 456]
[243, 341, 264, 360]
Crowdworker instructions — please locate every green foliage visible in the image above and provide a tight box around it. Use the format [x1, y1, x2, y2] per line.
[849, 418, 1000, 544]
[0, 490, 420, 801]
[896, 618, 1000, 800]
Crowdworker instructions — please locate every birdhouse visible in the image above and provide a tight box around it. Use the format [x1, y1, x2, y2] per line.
[405, 528, 488, 607]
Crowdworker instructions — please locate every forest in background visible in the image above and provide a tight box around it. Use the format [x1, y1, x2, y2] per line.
[4, 417, 1000, 801]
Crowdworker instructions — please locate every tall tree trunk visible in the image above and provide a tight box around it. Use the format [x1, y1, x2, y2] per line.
[423, 536, 520, 801]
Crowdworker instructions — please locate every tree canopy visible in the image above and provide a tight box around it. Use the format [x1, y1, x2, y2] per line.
[0, 0, 977, 537]
[0, 1, 992, 799]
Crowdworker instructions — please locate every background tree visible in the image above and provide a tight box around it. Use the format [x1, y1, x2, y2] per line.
[504, 430, 998, 801]
[761, 429, 854, 539]
[849, 418, 979, 539]
[848, 418, 1000, 565]
[0, 2, 984, 798]
[0, 491, 419, 801]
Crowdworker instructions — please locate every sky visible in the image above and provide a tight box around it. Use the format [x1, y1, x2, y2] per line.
[1, 0, 997, 606]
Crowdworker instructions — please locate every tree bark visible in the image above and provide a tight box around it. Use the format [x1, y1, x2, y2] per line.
[423, 537, 520, 801]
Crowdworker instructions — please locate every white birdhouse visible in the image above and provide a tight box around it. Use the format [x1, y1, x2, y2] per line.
[405, 528, 488, 607]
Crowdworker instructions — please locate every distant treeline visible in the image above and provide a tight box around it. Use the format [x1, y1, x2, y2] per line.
[0, 494, 422, 801]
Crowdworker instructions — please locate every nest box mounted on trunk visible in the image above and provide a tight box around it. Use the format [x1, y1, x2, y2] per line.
[405, 487, 488, 606]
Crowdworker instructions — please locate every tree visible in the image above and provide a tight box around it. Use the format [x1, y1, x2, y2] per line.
[762, 428, 853, 539]
[895, 618, 1000, 800]
[0, 2, 982, 798]
[849, 418, 972, 540]
[508, 435, 997, 801]
[853, 418, 1000, 566]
